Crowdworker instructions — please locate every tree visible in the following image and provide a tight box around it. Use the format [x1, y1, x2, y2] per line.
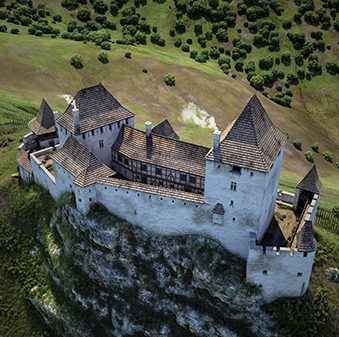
[70, 54, 83, 69]
[259, 57, 273, 70]
[293, 139, 302, 150]
[304, 151, 314, 162]
[77, 6, 91, 22]
[311, 143, 319, 152]
[93, 0, 108, 14]
[281, 52, 291, 66]
[101, 41, 111, 50]
[62, 0, 80, 10]
[98, 51, 109, 64]
[163, 73, 175, 86]
[250, 75, 264, 90]
[322, 151, 333, 162]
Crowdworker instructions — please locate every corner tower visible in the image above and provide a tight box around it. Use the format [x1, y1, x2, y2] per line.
[204, 95, 287, 250]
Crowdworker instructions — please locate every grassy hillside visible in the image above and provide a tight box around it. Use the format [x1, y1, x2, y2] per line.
[0, 0, 338, 207]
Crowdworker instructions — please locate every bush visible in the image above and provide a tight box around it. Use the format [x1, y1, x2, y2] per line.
[98, 51, 109, 64]
[326, 62, 339, 75]
[235, 60, 244, 72]
[62, 32, 70, 39]
[53, 14, 62, 22]
[287, 72, 299, 85]
[281, 52, 291, 66]
[77, 6, 91, 22]
[142, 68, 148, 73]
[305, 151, 314, 162]
[101, 41, 111, 50]
[62, 0, 80, 10]
[10, 28, 19, 34]
[259, 57, 273, 70]
[322, 151, 333, 162]
[125, 52, 132, 59]
[250, 75, 264, 91]
[150, 32, 166, 46]
[293, 139, 302, 150]
[163, 73, 175, 86]
[181, 44, 189, 52]
[0, 24, 7, 32]
[190, 50, 198, 59]
[70, 54, 83, 69]
[282, 20, 292, 30]
[311, 143, 319, 152]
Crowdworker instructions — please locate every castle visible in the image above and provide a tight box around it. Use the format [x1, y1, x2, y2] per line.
[17, 83, 321, 302]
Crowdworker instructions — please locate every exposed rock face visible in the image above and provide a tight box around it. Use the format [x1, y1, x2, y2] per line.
[31, 204, 276, 337]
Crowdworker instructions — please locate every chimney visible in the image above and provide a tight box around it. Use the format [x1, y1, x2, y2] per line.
[213, 130, 221, 152]
[145, 121, 152, 137]
[72, 102, 80, 136]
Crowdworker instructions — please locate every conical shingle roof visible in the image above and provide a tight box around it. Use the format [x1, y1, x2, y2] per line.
[297, 220, 316, 252]
[297, 165, 322, 194]
[28, 99, 56, 135]
[206, 95, 287, 172]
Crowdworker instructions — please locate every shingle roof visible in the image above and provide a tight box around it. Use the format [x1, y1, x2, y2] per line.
[212, 203, 225, 215]
[57, 83, 134, 134]
[28, 99, 56, 135]
[297, 220, 316, 252]
[297, 165, 322, 194]
[112, 125, 209, 176]
[17, 149, 32, 173]
[51, 137, 115, 187]
[206, 95, 287, 172]
[152, 119, 180, 140]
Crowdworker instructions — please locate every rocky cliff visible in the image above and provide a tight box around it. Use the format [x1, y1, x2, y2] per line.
[31, 202, 276, 337]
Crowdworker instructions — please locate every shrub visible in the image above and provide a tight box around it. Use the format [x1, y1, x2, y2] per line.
[282, 20, 292, 30]
[70, 54, 83, 69]
[10, 28, 19, 34]
[77, 6, 91, 22]
[62, 32, 70, 39]
[293, 139, 302, 150]
[98, 51, 109, 64]
[190, 50, 198, 59]
[336, 161, 339, 169]
[0, 24, 7, 32]
[62, 0, 80, 10]
[281, 52, 291, 66]
[305, 151, 314, 162]
[259, 57, 273, 70]
[181, 44, 189, 52]
[150, 33, 166, 46]
[235, 60, 244, 72]
[311, 143, 319, 152]
[163, 73, 175, 86]
[142, 68, 148, 73]
[194, 24, 202, 36]
[53, 14, 62, 22]
[326, 62, 339, 75]
[101, 41, 111, 50]
[287, 72, 299, 85]
[322, 151, 333, 162]
[187, 38, 192, 45]
[125, 52, 132, 59]
[250, 75, 264, 91]
[174, 19, 186, 34]
[311, 31, 322, 41]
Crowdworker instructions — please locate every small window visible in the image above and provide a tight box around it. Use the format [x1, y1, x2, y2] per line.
[232, 217, 235, 221]
[82, 133, 86, 139]
[156, 167, 162, 175]
[230, 182, 237, 191]
[118, 154, 122, 162]
[170, 184, 175, 189]
[89, 198, 92, 202]
[303, 252, 308, 257]
[297, 272, 302, 277]
[109, 124, 112, 131]
[232, 165, 241, 173]
[91, 130, 95, 136]
[124, 158, 129, 165]
[159, 181, 163, 186]
[263, 270, 267, 275]
[117, 121, 120, 128]
[180, 173, 186, 181]
[230, 200, 234, 207]
[126, 118, 129, 125]
[141, 163, 147, 171]
[99, 140, 104, 148]
[250, 172, 253, 176]
[189, 176, 196, 184]
[100, 126, 103, 133]
[78, 198, 82, 202]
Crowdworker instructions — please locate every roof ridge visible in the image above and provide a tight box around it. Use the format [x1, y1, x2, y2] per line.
[124, 125, 208, 150]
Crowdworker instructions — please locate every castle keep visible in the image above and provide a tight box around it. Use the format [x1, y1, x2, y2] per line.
[17, 83, 321, 301]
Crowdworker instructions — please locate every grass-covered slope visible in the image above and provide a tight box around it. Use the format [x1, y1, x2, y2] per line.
[0, 0, 338, 206]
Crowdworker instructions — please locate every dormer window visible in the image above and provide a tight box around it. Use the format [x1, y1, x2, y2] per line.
[230, 182, 237, 191]
[231, 165, 241, 174]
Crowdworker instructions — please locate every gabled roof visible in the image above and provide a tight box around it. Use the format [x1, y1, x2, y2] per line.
[112, 125, 209, 176]
[297, 220, 316, 252]
[57, 83, 134, 134]
[152, 119, 180, 140]
[51, 136, 115, 187]
[206, 95, 287, 172]
[28, 99, 56, 135]
[297, 165, 322, 194]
